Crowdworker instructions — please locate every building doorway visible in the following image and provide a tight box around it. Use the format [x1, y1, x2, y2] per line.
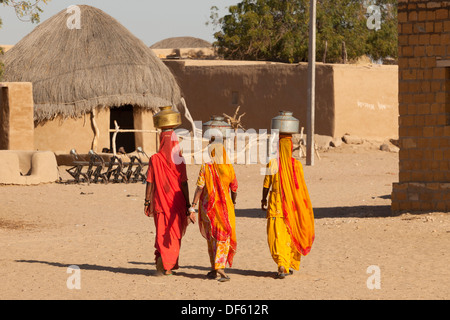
[110, 105, 136, 153]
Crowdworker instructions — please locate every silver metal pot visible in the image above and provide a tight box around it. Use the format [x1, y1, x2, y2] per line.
[271, 111, 299, 134]
[203, 116, 232, 140]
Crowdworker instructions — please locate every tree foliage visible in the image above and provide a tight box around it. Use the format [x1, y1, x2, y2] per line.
[0, 0, 50, 79]
[0, 0, 50, 23]
[210, 0, 397, 64]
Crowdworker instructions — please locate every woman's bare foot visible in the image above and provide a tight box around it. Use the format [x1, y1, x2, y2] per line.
[164, 269, 174, 275]
[276, 266, 287, 279]
[217, 269, 230, 282]
[206, 270, 217, 279]
[155, 257, 164, 276]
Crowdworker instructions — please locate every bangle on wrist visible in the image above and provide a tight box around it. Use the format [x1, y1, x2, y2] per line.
[144, 199, 151, 206]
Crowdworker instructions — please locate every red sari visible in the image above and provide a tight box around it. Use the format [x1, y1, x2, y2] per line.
[146, 130, 188, 271]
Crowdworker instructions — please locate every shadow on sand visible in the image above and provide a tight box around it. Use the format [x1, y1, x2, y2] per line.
[15, 259, 277, 279]
[235, 204, 393, 219]
[15, 259, 152, 276]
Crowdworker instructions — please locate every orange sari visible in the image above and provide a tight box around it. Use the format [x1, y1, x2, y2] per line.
[278, 136, 315, 256]
[197, 143, 238, 269]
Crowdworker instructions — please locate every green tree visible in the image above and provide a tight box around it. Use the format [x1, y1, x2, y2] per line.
[210, 0, 397, 64]
[364, 0, 398, 62]
[209, 0, 308, 63]
[0, 0, 50, 79]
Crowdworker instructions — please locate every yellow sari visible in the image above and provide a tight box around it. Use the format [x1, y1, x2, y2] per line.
[197, 143, 238, 269]
[264, 136, 314, 271]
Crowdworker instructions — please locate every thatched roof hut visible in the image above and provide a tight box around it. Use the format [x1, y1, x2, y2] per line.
[150, 36, 212, 49]
[3, 5, 182, 122]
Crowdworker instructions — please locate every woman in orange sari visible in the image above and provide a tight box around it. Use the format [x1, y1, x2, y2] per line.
[261, 134, 315, 279]
[144, 130, 195, 275]
[191, 141, 238, 282]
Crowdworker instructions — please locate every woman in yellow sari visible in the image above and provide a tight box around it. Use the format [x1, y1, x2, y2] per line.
[261, 134, 315, 279]
[191, 141, 238, 282]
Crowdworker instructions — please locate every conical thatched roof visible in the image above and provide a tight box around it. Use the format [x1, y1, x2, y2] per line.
[4, 5, 182, 122]
[150, 36, 212, 49]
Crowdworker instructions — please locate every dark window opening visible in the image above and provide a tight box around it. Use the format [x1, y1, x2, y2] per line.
[232, 91, 239, 105]
[110, 105, 135, 153]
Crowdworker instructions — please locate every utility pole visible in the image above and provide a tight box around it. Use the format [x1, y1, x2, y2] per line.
[306, 0, 316, 166]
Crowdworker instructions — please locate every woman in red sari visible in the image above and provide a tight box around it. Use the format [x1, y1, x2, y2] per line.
[144, 130, 195, 275]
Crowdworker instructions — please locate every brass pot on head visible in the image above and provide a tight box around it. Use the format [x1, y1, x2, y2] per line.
[153, 106, 182, 130]
[271, 111, 299, 134]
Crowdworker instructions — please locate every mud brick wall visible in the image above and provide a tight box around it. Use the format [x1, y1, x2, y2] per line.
[0, 82, 34, 151]
[392, 0, 450, 212]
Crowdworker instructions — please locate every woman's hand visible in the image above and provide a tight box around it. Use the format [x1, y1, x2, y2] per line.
[187, 207, 197, 224]
[231, 191, 237, 207]
[144, 200, 153, 217]
[261, 199, 267, 211]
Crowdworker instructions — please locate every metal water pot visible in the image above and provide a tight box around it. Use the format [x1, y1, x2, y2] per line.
[202, 116, 232, 139]
[271, 111, 299, 134]
[153, 106, 182, 129]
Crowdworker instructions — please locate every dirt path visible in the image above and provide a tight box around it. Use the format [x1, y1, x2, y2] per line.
[1, 142, 448, 300]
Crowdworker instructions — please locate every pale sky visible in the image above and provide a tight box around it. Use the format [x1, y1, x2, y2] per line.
[0, 0, 239, 46]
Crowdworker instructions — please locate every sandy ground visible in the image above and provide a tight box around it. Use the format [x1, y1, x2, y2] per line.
[0, 141, 449, 301]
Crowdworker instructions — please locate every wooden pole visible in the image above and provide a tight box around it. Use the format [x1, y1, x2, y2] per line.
[307, 0, 316, 166]
[110, 120, 158, 156]
[91, 108, 100, 152]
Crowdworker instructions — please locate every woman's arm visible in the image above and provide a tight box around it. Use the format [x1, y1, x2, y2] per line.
[261, 187, 270, 211]
[191, 186, 203, 209]
[181, 181, 197, 224]
[187, 185, 203, 224]
[144, 181, 154, 217]
[231, 191, 237, 205]
[181, 181, 190, 208]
